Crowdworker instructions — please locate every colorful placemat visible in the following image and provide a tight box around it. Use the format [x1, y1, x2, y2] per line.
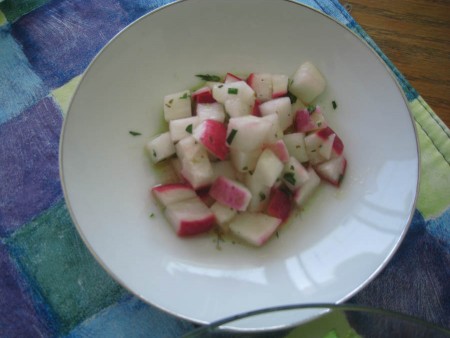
[1, 0, 449, 336]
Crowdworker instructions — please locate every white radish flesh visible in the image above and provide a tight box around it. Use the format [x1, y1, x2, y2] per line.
[163, 90, 192, 121]
[289, 62, 326, 104]
[229, 212, 281, 246]
[146, 132, 176, 163]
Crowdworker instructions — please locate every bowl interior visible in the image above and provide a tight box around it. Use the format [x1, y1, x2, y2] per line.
[60, 0, 419, 330]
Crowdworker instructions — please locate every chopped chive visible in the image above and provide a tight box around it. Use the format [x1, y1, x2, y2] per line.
[249, 170, 254, 175]
[259, 192, 266, 201]
[165, 104, 171, 108]
[185, 124, 193, 134]
[129, 130, 141, 136]
[227, 129, 238, 144]
[276, 231, 279, 238]
[283, 172, 296, 186]
[228, 88, 238, 95]
[242, 166, 248, 171]
[196, 74, 221, 82]
[179, 92, 189, 99]
[287, 91, 297, 104]
[307, 105, 316, 114]
[149, 213, 155, 218]
[152, 149, 157, 158]
[218, 84, 224, 88]
[332, 100, 337, 109]
[290, 165, 294, 171]
[169, 99, 174, 104]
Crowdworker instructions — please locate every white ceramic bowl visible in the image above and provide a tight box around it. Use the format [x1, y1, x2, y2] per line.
[60, 0, 419, 331]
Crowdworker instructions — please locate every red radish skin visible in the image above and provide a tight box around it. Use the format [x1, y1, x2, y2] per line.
[252, 100, 262, 117]
[317, 127, 344, 156]
[209, 176, 251, 211]
[264, 140, 290, 163]
[151, 183, 196, 207]
[194, 120, 229, 160]
[177, 215, 216, 236]
[225, 73, 242, 83]
[192, 87, 216, 103]
[315, 156, 347, 187]
[165, 197, 216, 236]
[295, 109, 317, 132]
[267, 188, 292, 222]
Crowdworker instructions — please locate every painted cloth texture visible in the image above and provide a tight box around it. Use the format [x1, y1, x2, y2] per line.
[0, 0, 449, 337]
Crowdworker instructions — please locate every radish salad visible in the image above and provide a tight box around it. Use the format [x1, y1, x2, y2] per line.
[146, 62, 347, 247]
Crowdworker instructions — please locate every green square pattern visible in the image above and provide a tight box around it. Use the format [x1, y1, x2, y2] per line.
[6, 200, 126, 334]
[0, 0, 50, 22]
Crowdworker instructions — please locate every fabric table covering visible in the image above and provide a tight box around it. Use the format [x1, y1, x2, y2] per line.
[0, 0, 449, 336]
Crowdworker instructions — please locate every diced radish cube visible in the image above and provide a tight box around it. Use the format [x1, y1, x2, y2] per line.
[224, 72, 242, 83]
[146, 132, 176, 163]
[212, 81, 255, 106]
[175, 136, 201, 161]
[210, 201, 237, 231]
[211, 160, 238, 181]
[319, 133, 336, 160]
[289, 62, 326, 103]
[295, 106, 327, 133]
[169, 116, 199, 143]
[151, 183, 196, 208]
[226, 116, 271, 152]
[165, 196, 216, 236]
[304, 132, 327, 165]
[314, 155, 347, 187]
[262, 114, 283, 144]
[282, 157, 310, 190]
[193, 120, 229, 160]
[284, 132, 309, 163]
[316, 127, 344, 159]
[253, 149, 284, 187]
[271, 74, 289, 98]
[230, 147, 262, 173]
[267, 187, 292, 222]
[176, 136, 214, 189]
[209, 176, 252, 211]
[163, 90, 192, 121]
[259, 97, 293, 130]
[293, 167, 321, 207]
[196, 103, 226, 123]
[224, 98, 253, 117]
[264, 139, 290, 163]
[229, 212, 281, 246]
[246, 73, 273, 102]
[192, 86, 216, 103]
[245, 173, 271, 212]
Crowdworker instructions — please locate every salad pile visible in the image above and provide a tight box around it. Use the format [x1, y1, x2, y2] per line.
[146, 62, 346, 246]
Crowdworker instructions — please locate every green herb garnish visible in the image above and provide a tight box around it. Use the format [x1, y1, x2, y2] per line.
[242, 166, 248, 171]
[227, 129, 238, 144]
[228, 87, 238, 95]
[307, 105, 316, 114]
[149, 213, 155, 218]
[179, 92, 189, 99]
[287, 91, 297, 104]
[332, 100, 337, 110]
[196, 74, 221, 82]
[129, 130, 141, 136]
[259, 192, 266, 201]
[283, 172, 296, 186]
[152, 149, 157, 158]
[185, 124, 193, 134]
